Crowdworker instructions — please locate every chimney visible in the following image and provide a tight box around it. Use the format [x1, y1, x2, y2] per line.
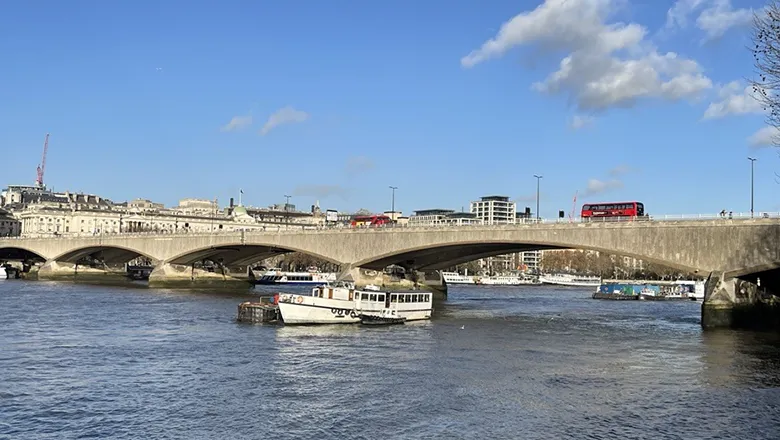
[230, 197, 234, 208]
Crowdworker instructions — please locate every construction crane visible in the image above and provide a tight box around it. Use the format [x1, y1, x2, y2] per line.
[35, 133, 49, 188]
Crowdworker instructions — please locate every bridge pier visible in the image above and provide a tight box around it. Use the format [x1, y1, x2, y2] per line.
[341, 267, 447, 299]
[148, 262, 252, 290]
[36, 260, 134, 285]
[702, 271, 780, 330]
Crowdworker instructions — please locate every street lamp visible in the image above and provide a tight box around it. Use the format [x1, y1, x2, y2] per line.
[389, 186, 397, 221]
[748, 157, 756, 217]
[533, 175, 543, 221]
[284, 194, 291, 225]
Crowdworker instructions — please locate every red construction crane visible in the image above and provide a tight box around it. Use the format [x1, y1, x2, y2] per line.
[35, 133, 49, 188]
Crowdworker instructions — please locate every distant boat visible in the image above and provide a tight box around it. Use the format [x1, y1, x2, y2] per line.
[253, 268, 337, 285]
[475, 275, 540, 286]
[441, 271, 476, 284]
[595, 280, 704, 301]
[673, 280, 704, 300]
[539, 273, 601, 287]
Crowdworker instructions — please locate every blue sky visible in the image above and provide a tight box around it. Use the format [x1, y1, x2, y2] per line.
[0, 0, 777, 218]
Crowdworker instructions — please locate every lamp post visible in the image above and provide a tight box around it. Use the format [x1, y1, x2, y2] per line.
[533, 175, 543, 221]
[748, 157, 756, 217]
[389, 186, 397, 222]
[284, 194, 291, 226]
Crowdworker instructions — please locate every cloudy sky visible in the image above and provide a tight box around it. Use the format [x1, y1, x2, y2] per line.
[0, 0, 776, 216]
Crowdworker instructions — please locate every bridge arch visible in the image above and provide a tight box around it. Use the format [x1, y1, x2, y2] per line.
[0, 245, 47, 261]
[165, 242, 342, 267]
[352, 240, 703, 274]
[51, 245, 158, 265]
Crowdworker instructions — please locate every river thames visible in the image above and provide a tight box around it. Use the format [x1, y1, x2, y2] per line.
[1, 281, 779, 439]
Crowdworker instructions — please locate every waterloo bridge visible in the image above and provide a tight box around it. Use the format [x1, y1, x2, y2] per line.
[1, 216, 779, 329]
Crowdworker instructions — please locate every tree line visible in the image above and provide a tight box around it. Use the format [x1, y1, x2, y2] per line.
[539, 250, 695, 280]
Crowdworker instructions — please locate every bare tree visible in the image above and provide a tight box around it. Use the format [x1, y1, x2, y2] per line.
[752, 1, 780, 146]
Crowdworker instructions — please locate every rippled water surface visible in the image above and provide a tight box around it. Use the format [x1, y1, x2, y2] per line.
[2, 281, 780, 439]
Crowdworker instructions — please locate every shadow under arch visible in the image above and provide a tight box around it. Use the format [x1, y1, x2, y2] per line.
[0, 245, 47, 262]
[51, 245, 158, 265]
[166, 243, 342, 267]
[352, 240, 705, 274]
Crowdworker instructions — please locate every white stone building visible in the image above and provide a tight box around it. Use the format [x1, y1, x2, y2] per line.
[409, 209, 483, 227]
[1, 185, 325, 237]
[0, 208, 21, 237]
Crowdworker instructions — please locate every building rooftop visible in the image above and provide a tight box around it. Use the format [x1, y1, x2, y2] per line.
[478, 195, 510, 202]
[445, 212, 477, 219]
[413, 209, 455, 216]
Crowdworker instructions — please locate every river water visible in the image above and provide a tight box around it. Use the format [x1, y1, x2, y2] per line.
[1, 281, 779, 439]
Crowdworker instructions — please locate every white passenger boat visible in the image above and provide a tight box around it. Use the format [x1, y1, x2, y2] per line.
[254, 268, 337, 285]
[277, 282, 433, 325]
[539, 273, 601, 287]
[441, 271, 476, 284]
[476, 275, 540, 286]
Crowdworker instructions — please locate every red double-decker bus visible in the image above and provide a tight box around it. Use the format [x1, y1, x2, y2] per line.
[351, 215, 392, 227]
[581, 201, 644, 218]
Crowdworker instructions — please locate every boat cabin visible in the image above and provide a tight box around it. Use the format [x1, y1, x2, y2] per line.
[356, 291, 432, 309]
[310, 282, 356, 301]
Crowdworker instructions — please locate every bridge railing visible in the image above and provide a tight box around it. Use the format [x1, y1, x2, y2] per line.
[1, 211, 778, 240]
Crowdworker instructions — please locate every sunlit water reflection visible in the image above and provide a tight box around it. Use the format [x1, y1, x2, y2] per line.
[1, 281, 778, 439]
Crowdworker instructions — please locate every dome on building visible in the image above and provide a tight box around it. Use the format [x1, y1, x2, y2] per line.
[232, 205, 248, 217]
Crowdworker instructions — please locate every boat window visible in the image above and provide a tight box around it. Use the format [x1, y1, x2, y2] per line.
[378, 295, 385, 302]
[390, 294, 397, 303]
[361, 293, 369, 301]
[423, 294, 429, 302]
[398, 295, 405, 303]
[370, 294, 377, 301]
[412, 294, 418, 302]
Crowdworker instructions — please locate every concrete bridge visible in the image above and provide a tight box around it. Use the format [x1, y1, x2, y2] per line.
[1, 218, 779, 329]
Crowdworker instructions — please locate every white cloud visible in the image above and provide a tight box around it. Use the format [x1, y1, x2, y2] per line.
[220, 115, 253, 132]
[582, 178, 623, 196]
[665, 0, 753, 39]
[696, 0, 753, 39]
[344, 156, 375, 175]
[461, 0, 712, 111]
[569, 115, 594, 130]
[748, 126, 779, 148]
[293, 184, 349, 199]
[702, 81, 764, 119]
[666, 0, 708, 29]
[260, 106, 309, 135]
[608, 164, 632, 177]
